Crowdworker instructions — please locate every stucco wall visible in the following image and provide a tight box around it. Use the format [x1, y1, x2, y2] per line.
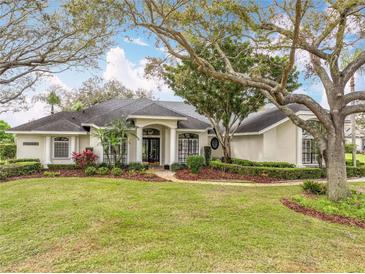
[345, 137, 365, 152]
[16, 135, 46, 163]
[231, 135, 264, 161]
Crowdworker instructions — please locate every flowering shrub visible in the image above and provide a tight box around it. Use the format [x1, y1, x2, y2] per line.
[72, 150, 98, 168]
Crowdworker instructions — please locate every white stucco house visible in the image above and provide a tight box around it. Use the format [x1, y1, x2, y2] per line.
[7, 98, 320, 167]
[344, 119, 365, 153]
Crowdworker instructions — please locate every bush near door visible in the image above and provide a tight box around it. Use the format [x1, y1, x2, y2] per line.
[187, 155, 205, 173]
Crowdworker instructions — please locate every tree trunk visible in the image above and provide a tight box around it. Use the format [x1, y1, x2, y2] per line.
[350, 76, 357, 167]
[325, 132, 350, 201]
[222, 137, 232, 163]
[51, 104, 54, 115]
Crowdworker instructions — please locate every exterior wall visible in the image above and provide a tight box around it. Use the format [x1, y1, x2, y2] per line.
[89, 128, 103, 164]
[231, 135, 264, 161]
[265, 120, 297, 164]
[15, 134, 90, 166]
[16, 135, 46, 163]
[208, 120, 298, 165]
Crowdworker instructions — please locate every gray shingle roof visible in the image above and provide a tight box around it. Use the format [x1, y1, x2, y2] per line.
[236, 104, 309, 133]
[9, 98, 211, 132]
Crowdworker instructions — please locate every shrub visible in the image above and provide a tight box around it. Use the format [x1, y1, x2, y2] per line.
[302, 180, 327, 195]
[0, 162, 42, 178]
[8, 158, 40, 163]
[0, 170, 7, 181]
[210, 160, 325, 180]
[43, 171, 61, 177]
[232, 158, 295, 168]
[128, 162, 148, 171]
[170, 162, 187, 172]
[345, 143, 356, 153]
[232, 158, 255, 166]
[346, 159, 364, 167]
[47, 164, 77, 170]
[111, 167, 123, 176]
[96, 167, 109, 175]
[346, 166, 365, 177]
[204, 146, 212, 165]
[85, 166, 97, 176]
[0, 143, 16, 160]
[72, 150, 98, 168]
[187, 155, 205, 174]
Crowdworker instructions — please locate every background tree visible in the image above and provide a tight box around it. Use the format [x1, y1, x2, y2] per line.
[59, 76, 152, 111]
[0, 120, 15, 160]
[33, 86, 62, 115]
[0, 0, 114, 113]
[0, 120, 13, 143]
[163, 41, 299, 162]
[119, 0, 365, 201]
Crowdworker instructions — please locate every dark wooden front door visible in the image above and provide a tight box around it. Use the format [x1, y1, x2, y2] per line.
[142, 138, 160, 163]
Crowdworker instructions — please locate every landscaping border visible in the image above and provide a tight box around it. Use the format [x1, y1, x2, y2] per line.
[281, 198, 365, 228]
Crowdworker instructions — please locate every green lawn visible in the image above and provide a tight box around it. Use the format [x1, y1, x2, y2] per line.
[1, 178, 365, 272]
[346, 153, 365, 164]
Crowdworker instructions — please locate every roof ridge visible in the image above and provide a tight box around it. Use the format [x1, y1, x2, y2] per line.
[154, 100, 209, 124]
[85, 98, 149, 123]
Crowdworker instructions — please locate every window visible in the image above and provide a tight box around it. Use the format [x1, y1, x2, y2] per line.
[53, 137, 70, 158]
[302, 130, 318, 164]
[143, 128, 160, 136]
[103, 141, 128, 165]
[23, 142, 39, 146]
[178, 133, 199, 163]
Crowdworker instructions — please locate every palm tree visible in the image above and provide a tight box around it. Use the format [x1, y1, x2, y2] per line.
[93, 117, 137, 166]
[33, 85, 62, 115]
[341, 50, 365, 167]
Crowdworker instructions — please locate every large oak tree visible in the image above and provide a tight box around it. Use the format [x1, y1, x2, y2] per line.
[110, 0, 365, 201]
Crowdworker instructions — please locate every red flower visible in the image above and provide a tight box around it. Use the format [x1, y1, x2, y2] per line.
[72, 149, 98, 168]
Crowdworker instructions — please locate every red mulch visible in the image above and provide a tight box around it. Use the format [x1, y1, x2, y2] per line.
[2, 169, 169, 183]
[281, 198, 365, 229]
[175, 167, 282, 183]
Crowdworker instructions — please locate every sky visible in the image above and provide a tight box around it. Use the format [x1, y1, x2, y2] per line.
[1, 25, 364, 127]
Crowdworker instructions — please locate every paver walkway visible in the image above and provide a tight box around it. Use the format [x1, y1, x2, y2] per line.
[152, 170, 365, 187]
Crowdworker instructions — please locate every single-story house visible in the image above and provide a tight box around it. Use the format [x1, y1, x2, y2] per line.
[7, 98, 319, 167]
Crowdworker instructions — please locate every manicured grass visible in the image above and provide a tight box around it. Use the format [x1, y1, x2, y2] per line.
[292, 193, 365, 221]
[346, 153, 365, 164]
[1, 178, 365, 272]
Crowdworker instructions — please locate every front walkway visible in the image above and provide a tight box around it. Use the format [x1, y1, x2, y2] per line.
[152, 170, 365, 187]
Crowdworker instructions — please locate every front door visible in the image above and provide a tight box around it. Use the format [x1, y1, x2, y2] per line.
[142, 138, 160, 163]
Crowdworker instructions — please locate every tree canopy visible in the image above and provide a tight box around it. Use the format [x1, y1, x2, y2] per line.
[0, 120, 13, 143]
[0, 0, 115, 113]
[163, 40, 300, 161]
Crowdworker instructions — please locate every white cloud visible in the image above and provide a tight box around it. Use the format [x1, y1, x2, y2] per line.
[123, 37, 149, 47]
[103, 47, 178, 101]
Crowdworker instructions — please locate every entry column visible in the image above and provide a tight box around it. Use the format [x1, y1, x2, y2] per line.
[136, 127, 143, 162]
[169, 127, 176, 165]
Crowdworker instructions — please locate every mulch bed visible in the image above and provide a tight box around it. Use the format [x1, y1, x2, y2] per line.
[1, 169, 169, 183]
[281, 198, 365, 229]
[175, 167, 282, 183]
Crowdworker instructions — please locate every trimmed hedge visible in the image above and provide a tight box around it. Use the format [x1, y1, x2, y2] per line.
[187, 155, 205, 173]
[346, 166, 365, 177]
[0, 162, 42, 179]
[210, 160, 365, 180]
[47, 164, 77, 170]
[232, 158, 295, 168]
[128, 162, 148, 171]
[8, 158, 40, 163]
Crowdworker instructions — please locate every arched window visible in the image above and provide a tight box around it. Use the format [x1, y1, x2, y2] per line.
[178, 133, 199, 163]
[53, 137, 70, 158]
[143, 128, 160, 136]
